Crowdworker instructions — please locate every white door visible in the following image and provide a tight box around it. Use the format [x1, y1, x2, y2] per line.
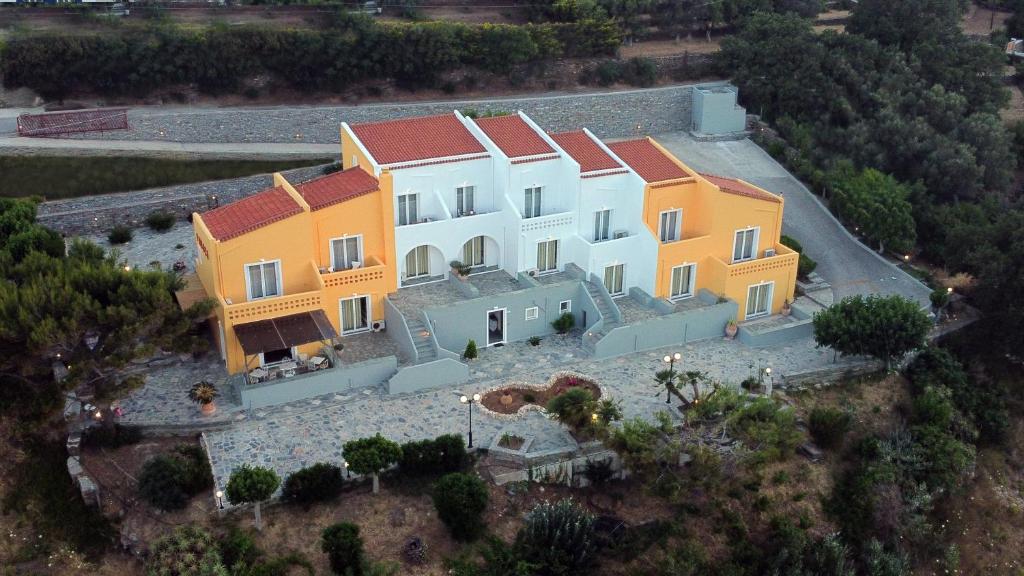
[397, 194, 419, 226]
[537, 239, 558, 272]
[487, 309, 506, 346]
[670, 264, 696, 300]
[340, 296, 371, 334]
[604, 264, 625, 296]
[745, 282, 773, 319]
[463, 236, 485, 267]
[594, 209, 611, 242]
[405, 245, 430, 278]
[331, 236, 362, 270]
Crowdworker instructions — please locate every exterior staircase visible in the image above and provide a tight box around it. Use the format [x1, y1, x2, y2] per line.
[582, 281, 621, 351]
[405, 317, 437, 363]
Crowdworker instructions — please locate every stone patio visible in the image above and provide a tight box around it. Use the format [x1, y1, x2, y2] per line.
[616, 295, 664, 324]
[466, 269, 521, 297]
[336, 331, 408, 366]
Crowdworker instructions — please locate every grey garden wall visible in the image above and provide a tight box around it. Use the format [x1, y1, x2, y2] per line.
[59, 83, 711, 144]
[591, 290, 737, 359]
[424, 281, 596, 353]
[384, 297, 419, 364]
[737, 307, 814, 348]
[387, 358, 470, 395]
[36, 164, 330, 236]
[236, 356, 397, 409]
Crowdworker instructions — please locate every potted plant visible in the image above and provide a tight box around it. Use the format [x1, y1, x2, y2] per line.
[449, 260, 471, 277]
[188, 381, 219, 415]
[781, 299, 792, 316]
[724, 319, 738, 340]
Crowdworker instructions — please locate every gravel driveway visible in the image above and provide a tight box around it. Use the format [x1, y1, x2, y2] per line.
[653, 132, 931, 307]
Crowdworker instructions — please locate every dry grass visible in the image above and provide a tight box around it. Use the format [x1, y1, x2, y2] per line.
[961, 4, 1010, 36]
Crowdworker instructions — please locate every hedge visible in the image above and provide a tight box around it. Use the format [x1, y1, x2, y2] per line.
[0, 17, 621, 99]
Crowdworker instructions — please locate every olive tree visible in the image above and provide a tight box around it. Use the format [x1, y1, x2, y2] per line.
[343, 434, 401, 494]
[225, 465, 281, 531]
[813, 295, 931, 370]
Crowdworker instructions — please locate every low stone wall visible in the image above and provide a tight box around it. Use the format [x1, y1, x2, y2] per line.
[36, 164, 330, 236]
[779, 359, 884, 391]
[236, 355, 398, 409]
[387, 358, 470, 395]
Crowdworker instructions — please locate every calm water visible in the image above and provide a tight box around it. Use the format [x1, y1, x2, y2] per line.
[0, 156, 334, 200]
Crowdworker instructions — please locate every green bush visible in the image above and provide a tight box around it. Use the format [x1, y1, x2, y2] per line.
[145, 210, 176, 232]
[727, 398, 802, 462]
[463, 339, 478, 360]
[80, 423, 141, 449]
[929, 287, 950, 309]
[432, 472, 489, 541]
[108, 225, 132, 244]
[516, 498, 596, 575]
[321, 522, 365, 576]
[137, 445, 211, 511]
[218, 527, 260, 572]
[399, 434, 467, 476]
[551, 312, 575, 334]
[281, 462, 344, 507]
[808, 406, 852, 450]
[146, 524, 226, 576]
[594, 60, 622, 86]
[623, 57, 657, 87]
[798, 253, 817, 278]
[780, 235, 803, 254]
[546, 387, 595, 433]
[173, 444, 214, 495]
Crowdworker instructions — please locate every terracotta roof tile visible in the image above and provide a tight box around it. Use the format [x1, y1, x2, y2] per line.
[700, 173, 781, 204]
[201, 187, 303, 241]
[294, 167, 379, 211]
[350, 113, 486, 165]
[550, 131, 622, 173]
[606, 138, 690, 183]
[475, 114, 554, 158]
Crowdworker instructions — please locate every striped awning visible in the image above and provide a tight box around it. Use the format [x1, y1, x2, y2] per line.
[234, 310, 338, 355]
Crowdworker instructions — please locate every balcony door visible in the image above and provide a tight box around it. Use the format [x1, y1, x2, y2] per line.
[463, 236, 485, 267]
[733, 227, 759, 262]
[524, 187, 542, 219]
[670, 263, 696, 300]
[397, 193, 419, 226]
[659, 209, 681, 243]
[245, 261, 281, 301]
[405, 245, 431, 279]
[537, 239, 558, 273]
[330, 236, 362, 270]
[745, 281, 773, 319]
[594, 209, 611, 242]
[456, 185, 475, 216]
[340, 295, 370, 334]
[604, 263, 625, 296]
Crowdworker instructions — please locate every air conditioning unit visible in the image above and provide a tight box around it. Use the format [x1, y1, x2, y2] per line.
[763, 248, 776, 258]
[371, 320, 386, 332]
[613, 230, 629, 239]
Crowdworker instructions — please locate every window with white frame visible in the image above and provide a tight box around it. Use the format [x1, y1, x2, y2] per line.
[733, 227, 759, 262]
[245, 261, 281, 300]
[594, 209, 611, 242]
[524, 187, 542, 219]
[746, 281, 773, 319]
[525, 306, 539, 321]
[405, 245, 430, 278]
[456, 185, 475, 216]
[330, 236, 362, 270]
[659, 209, 682, 243]
[397, 193, 419, 226]
[604, 263, 625, 296]
[340, 295, 370, 334]
[462, 236, 485, 267]
[537, 239, 558, 272]
[670, 263, 696, 300]
[559, 300, 571, 314]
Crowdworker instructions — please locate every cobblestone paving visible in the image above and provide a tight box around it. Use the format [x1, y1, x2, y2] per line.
[79, 222, 197, 273]
[202, 332, 868, 494]
[467, 269, 521, 297]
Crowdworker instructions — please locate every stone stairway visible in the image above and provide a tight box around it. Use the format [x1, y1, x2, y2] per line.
[582, 281, 621, 351]
[405, 317, 437, 363]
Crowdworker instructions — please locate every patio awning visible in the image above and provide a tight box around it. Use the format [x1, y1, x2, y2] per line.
[234, 310, 338, 356]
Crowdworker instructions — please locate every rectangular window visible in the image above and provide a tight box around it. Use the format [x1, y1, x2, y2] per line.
[593, 209, 611, 242]
[536, 239, 558, 272]
[456, 186, 475, 216]
[524, 187, 542, 219]
[559, 300, 571, 314]
[397, 194, 419, 226]
[670, 263, 696, 300]
[405, 245, 430, 278]
[246, 261, 281, 300]
[525, 306, 539, 321]
[330, 236, 362, 270]
[463, 236, 485, 267]
[746, 282, 773, 319]
[604, 263, 625, 296]
[659, 209, 682, 243]
[340, 296, 370, 334]
[733, 228, 759, 262]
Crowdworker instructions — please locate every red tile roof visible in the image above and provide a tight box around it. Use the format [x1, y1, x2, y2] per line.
[349, 113, 486, 165]
[294, 167, 379, 211]
[606, 139, 690, 183]
[201, 187, 303, 241]
[550, 131, 622, 173]
[700, 173, 781, 204]
[475, 114, 555, 158]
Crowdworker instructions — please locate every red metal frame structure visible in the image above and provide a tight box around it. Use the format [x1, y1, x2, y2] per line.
[17, 108, 130, 138]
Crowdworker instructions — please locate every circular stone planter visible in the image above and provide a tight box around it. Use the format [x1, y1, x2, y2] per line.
[478, 370, 603, 421]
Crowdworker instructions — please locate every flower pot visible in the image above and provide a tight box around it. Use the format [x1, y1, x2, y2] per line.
[725, 323, 738, 339]
[500, 393, 514, 406]
[200, 401, 217, 416]
[781, 305, 792, 317]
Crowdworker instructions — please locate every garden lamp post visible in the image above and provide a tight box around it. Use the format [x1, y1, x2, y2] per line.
[663, 352, 682, 403]
[460, 393, 481, 448]
[342, 459, 351, 478]
[215, 490, 224, 510]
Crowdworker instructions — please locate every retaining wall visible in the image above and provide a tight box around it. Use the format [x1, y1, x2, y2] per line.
[236, 356, 398, 409]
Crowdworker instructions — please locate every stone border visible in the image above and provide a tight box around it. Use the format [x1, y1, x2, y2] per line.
[476, 369, 601, 421]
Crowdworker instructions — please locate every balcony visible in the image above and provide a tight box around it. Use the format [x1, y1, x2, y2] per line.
[580, 229, 634, 246]
[709, 244, 799, 280]
[223, 289, 325, 324]
[520, 210, 575, 234]
[319, 255, 387, 289]
[397, 214, 449, 228]
[451, 207, 498, 219]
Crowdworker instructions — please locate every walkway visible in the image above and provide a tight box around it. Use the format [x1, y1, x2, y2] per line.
[651, 133, 932, 307]
[0, 136, 336, 160]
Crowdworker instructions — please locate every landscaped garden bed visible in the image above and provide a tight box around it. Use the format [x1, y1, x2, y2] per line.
[479, 371, 601, 418]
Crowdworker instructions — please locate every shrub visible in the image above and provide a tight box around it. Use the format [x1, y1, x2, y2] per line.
[80, 423, 141, 449]
[623, 57, 657, 87]
[728, 398, 802, 462]
[798, 253, 817, 278]
[582, 458, 614, 485]
[546, 387, 595, 433]
[432, 472, 489, 541]
[218, 527, 259, 572]
[321, 522, 365, 576]
[463, 339, 478, 360]
[146, 524, 226, 576]
[780, 235, 803, 254]
[145, 210, 176, 232]
[226, 465, 281, 531]
[173, 444, 214, 495]
[138, 455, 191, 511]
[399, 434, 467, 476]
[929, 287, 950, 309]
[808, 406, 852, 449]
[282, 462, 344, 507]
[516, 498, 597, 575]
[343, 434, 402, 494]
[108, 225, 132, 244]
[594, 60, 623, 86]
[528, 335, 542, 346]
[813, 294, 931, 369]
[551, 312, 575, 334]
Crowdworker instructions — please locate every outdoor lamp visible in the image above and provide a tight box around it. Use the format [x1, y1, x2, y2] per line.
[460, 393, 481, 448]
[215, 490, 224, 509]
[662, 352, 682, 403]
